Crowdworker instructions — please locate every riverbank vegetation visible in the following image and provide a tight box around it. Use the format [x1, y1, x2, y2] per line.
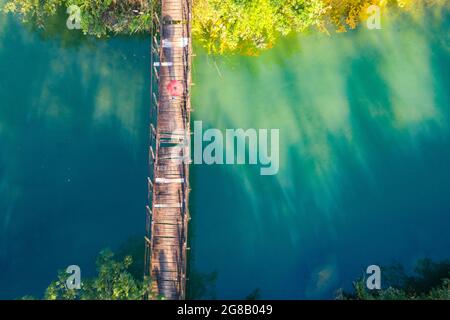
[22, 246, 235, 300]
[41, 250, 156, 300]
[2, 0, 448, 54]
[2, 0, 153, 36]
[29, 254, 450, 300]
[194, 0, 449, 54]
[338, 259, 450, 300]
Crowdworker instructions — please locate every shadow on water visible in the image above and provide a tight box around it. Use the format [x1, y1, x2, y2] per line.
[0, 12, 150, 298]
[190, 9, 450, 299]
[1, 4, 449, 300]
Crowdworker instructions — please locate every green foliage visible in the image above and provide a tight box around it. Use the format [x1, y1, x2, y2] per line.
[2, 0, 153, 37]
[42, 249, 154, 300]
[3, 0, 65, 29]
[28, 240, 189, 300]
[338, 259, 450, 300]
[81, 250, 145, 300]
[193, 0, 326, 55]
[45, 270, 81, 300]
[116, 236, 145, 280]
[193, 0, 449, 55]
[2, 0, 448, 54]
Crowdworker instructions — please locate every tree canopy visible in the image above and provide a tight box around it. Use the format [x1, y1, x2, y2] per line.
[2, 0, 153, 36]
[338, 259, 450, 300]
[192, 0, 326, 55]
[39, 250, 158, 300]
[2, 0, 448, 55]
[23, 252, 450, 300]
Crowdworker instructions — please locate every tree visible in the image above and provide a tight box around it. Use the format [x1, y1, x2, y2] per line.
[42, 249, 155, 300]
[2, 0, 153, 37]
[192, 0, 326, 55]
[192, 0, 449, 54]
[2, 0, 448, 54]
[338, 259, 450, 300]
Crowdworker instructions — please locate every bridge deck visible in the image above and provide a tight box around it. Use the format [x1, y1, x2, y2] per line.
[144, 0, 192, 300]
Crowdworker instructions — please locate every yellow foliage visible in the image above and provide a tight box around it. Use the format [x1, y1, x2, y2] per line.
[192, 0, 326, 55]
[321, 0, 388, 32]
[321, 0, 448, 32]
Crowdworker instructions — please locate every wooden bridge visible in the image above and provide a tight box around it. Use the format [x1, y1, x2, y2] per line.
[144, 0, 192, 300]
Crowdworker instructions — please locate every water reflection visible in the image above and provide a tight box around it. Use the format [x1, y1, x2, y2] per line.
[0, 14, 150, 298]
[191, 9, 450, 298]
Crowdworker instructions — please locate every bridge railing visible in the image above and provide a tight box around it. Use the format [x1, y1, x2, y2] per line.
[144, 0, 192, 300]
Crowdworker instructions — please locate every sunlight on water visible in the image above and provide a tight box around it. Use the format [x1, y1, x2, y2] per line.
[0, 3, 449, 299]
[191, 9, 450, 298]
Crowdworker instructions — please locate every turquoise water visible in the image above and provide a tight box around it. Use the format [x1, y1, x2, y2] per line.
[190, 11, 450, 298]
[0, 8, 449, 299]
[0, 13, 150, 298]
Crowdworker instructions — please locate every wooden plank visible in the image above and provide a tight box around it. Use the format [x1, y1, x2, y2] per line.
[147, 0, 191, 301]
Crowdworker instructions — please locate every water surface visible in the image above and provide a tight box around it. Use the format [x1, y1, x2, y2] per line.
[190, 10, 450, 299]
[0, 8, 449, 299]
[0, 12, 150, 298]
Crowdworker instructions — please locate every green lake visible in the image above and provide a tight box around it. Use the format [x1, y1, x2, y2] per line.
[0, 7, 449, 298]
